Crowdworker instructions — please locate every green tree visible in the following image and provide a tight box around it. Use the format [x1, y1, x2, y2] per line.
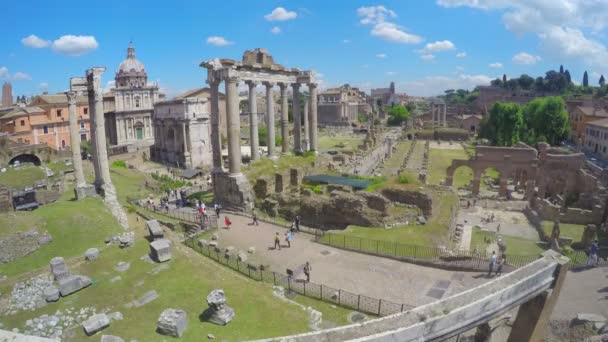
[80, 140, 92, 159]
[600, 75, 605, 87]
[583, 71, 589, 87]
[258, 125, 282, 147]
[491, 78, 502, 87]
[480, 102, 523, 146]
[386, 105, 409, 126]
[559, 65, 564, 74]
[518, 74, 534, 89]
[521, 97, 569, 145]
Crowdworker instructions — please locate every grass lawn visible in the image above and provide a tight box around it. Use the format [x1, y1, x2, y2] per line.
[0, 196, 124, 277]
[470, 227, 546, 256]
[379, 141, 411, 176]
[317, 135, 363, 153]
[110, 167, 158, 205]
[243, 154, 316, 185]
[541, 221, 585, 242]
[428, 148, 470, 186]
[320, 183, 459, 250]
[0, 164, 46, 189]
[0, 232, 352, 341]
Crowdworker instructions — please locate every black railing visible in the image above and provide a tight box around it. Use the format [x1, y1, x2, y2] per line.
[183, 236, 414, 316]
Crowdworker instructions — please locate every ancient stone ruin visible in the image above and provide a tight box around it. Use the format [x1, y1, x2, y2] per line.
[149, 239, 172, 262]
[146, 219, 164, 240]
[203, 289, 235, 326]
[82, 313, 110, 336]
[0, 229, 52, 264]
[157, 308, 188, 337]
[49, 257, 91, 298]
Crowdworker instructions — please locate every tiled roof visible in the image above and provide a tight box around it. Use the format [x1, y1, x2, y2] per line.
[576, 106, 608, 117]
[34, 94, 88, 105]
[587, 118, 608, 128]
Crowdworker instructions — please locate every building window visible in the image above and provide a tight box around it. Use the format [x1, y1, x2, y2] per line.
[135, 97, 141, 108]
[20, 120, 25, 126]
[83, 107, 88, 115]
[57, 109, 62, 117]
[43, 126, 48, 134]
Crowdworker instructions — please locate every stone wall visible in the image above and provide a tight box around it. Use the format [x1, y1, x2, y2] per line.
[0, 185, 13, 213]
[213, 172, 252, 209]
[0, 229, 52, 264]
[531, 197, 604, 225]
[381, 188, 432, 217]
[352, 139, 391, 175]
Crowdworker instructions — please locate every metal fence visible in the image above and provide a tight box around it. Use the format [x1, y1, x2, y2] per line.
[131, 199, 218, 230]
[316, 232, 541, 271]
[183, 236, 414, 316]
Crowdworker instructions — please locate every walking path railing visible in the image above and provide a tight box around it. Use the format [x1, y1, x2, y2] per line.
[183, 235, 415, 316]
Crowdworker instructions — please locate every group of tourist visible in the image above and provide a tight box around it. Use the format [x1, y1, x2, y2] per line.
[488, 251, 506, 277]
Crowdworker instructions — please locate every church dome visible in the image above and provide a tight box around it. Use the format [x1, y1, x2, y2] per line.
[115, 42, 148, 88]
[117, 42, 146, 74]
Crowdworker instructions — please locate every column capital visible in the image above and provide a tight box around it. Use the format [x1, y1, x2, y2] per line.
[66, 91, 77, 105]
[263, 81, 276, 88]
[207, 78, 221, 87]
[223, 75, 239, 84]
[245, 80, 259, 88]
[308, 83, 318, 90]
[277, 82, 288, 89]
[292, 82, 301, 90]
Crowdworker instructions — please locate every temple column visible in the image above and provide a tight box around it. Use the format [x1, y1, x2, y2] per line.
[247, 81, 260, 161]
[209, 80, 223, 172]
[279, 83, 289, 154]
[225, 75, 241, 174]
[443, 104, 447, 127]
[303, 99, 310, 152]
[87, 67, 113, 189]
[263, 82, 276, 158]
[66, 90, 87, 196]
[308, 83, 318, 153]
[87, 89, 100, 185]
[292, 83, 302, 155]
[182, 121, 190, 168]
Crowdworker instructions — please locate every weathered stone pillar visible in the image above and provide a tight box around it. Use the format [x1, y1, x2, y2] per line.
[247, 81, 259, 161]
[225, 75, 241, 174]
[292, 83, 302, 155]
[264, 82, 276, 158]
[86, 67, 112, 190]
[279, 83, 289, 154]
[309, 83, 318, 153]
[209, 80, 223, 172]
[499, 178, 508, 197]
[303, 99, 310, 152]
[182, 121, 190, 168]
[443, 104, 447, 127]
[66, 91, 87, 190]
[507, 251, 569, 342]
[472, 177, 481, 196]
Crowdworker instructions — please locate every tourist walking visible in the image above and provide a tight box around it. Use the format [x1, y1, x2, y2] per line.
[294, 215, 301, 232]
[215, 203, 221, 217]
[224, 216, 232, 229]
[286, 230, 292, 248]
[304, 262, 311, 282]
[587, 240, 599, 267]
[488, 251, 497, 277]
[252, 210, 259, 226]
[274, 232, 281, 250]
[495, 254, 505, 276]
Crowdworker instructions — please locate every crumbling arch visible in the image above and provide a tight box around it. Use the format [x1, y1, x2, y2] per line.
[9, 153, 41, 166]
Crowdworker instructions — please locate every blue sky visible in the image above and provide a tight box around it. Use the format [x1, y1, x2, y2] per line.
[2, 0, 608, 98]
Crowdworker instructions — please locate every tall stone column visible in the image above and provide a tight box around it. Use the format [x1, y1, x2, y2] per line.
[87, 90, 100, 186]
[279, 83, 289, 154]
[66, 90, 87, 197]
[209, 80, 223, 172]
[87, 68, 112, 189]
[443, 104, 447, 127]
[225, 75, 241, 174]
[247, 81, 259, 161]
[292, 83, 302, 155]
[263, 82, 276, 158]
[308, 83, 318, 153]
[303, 99, 310, 152]
[182, 121, 190, 168]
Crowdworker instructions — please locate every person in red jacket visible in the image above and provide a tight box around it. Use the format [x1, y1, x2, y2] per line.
[224, 216, 232, 229]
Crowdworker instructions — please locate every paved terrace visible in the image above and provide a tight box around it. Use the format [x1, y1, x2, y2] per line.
[211, 214, 488, 307]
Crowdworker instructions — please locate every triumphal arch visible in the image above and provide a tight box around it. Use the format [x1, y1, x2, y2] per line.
[201, 48, 318, 208]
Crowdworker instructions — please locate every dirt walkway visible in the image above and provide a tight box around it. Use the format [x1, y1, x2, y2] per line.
[213, 214, 487, 307]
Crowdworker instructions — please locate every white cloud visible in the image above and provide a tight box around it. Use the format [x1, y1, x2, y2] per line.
[39, 82, 49, 89]
[343, 39, 351, 43]
[401, 73, 492, 96]
[456, 52, 467, 58]
[51, 35, 98, 56]
[358, 6, 422, 44]
[437, 0, 608, 69]
[0, 67, 8, 80]
[376, 53, 387, 58]
[206, 36, 234, 46]
[420, 40, 455, 53]
[21, 34, 50, 48]
[264, 7, 297, 21]
[489, 62, 503, 68]
[104, 80, 116, 93]
[270, 26, 281, 34]
[421, 54, 435, 61]
[386, 71, 396, 76]
[13, 72, 31, 81]
[512, 52, 542, 64]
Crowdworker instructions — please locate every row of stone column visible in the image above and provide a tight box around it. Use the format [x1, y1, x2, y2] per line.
[432, 104, 447, 127]
[210, 78, 318, 175]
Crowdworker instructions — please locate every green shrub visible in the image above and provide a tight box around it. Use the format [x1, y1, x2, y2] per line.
[398, 173, 417, 184]
[302, 184, 323, 194]
[111, 160, 127, 168]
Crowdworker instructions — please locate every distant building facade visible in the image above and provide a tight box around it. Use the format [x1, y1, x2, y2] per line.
[569, 106, 608, 144]
[461, 115, 482, 133]
[104, 43, 160, 151]
[474, 86, 558, 113]
[1, 93, 91, 150]
[2, 82, 12, 107]
[317, 84, 371, 126]
[583, 118, 608, 158]
[151, 97, 212, 168]
[371, 82, 402, 107]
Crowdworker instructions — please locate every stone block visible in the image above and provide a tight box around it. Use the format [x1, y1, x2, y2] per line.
[237, 252, 247, 262]
[290, 169, 302, 187]
[84, 248, 99, 261]
[101, 335, 125, 342]
[146, 220, 164, 240]
[50, 257, 70, 281]
[209, 241, 218, 248]
[198, 239, 208, 248]
[118, 232, 135, 248]
[204, 289, 235, 326]
[157, 308, 188, 337]
[224, 246, 235, 254]
[150, 239, 172, 263]
[44, 286, 60, 302]
[211, 233, 218, 241]
[576, 313, 606, 323]
[247, 247, 255, 254]
[275, 173, 285, 193]
[58, 275, 92, 297]
[82, 313, 110, 336]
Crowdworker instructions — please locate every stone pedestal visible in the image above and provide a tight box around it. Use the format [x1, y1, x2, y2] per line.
[50, 257, 70, 281]
[203, 289, 235, 326]
[157, 309, 188, 337]
[58, 275, 92, 296]
[75, 184, 96, 200]
[213, 172, 252, 209]
[150, 239, 172, 262]
[83, 313, 110, 336]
